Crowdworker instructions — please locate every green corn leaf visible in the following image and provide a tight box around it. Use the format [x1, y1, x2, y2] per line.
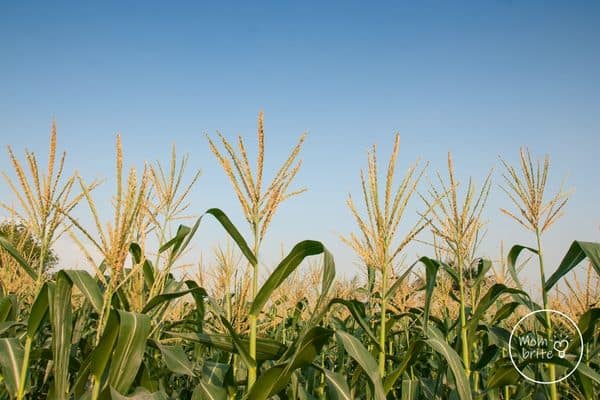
[129, 242, 143, 264]
[48, 273, 73, 400]
[205, 208, 256, 267]
[384, 263, 415, 300]
[471, 345, 498, 371]
[0, 296, 14, 322]
[467, 284, 526, 340]
[321, 368, 352, 400]
[336, 330, 385, 400]
[0, 233, 37, 280]
[419, 257, 442, 332]
[491, 302, 521, 325]
[142, 286, 207, 314]
[441, 264, 460, 287]
[201, 361, 229, 387]
[108, 310, 152, 394]
[129, 242, 154, 289]
[0, 338, 23, 398]
[110, 386, 169, 399]
[286, 327, 333, 370]
[166, 331, 285, 360]
[401, 379, 418, 400]
[578, 308, 600, 342]
[472, 258, 493, 288]
[221, 317, 256, 369]
[207, 297, 256, 369]
[250, 240, 327, 317]
[0, 321, 24, 335]
[248, 327, 333, 400]
[576, 371, 595, 400]
[246, 365, 288, 400]
[114, 286, 131, 311]
[178, 216, 201, 257]
[142, 260, 155, 288]
[70, 311, 119, 397]
[74, 310, 152, 398]
[281, 245, 337, 360]
[486, 364, 519, 389]
[192, 378, 227, 400]
[61, 270, 104, 313]
[154, 341, 195, 376]
[576, 362, 600, 385]
[426, 327, 472, 400]
[184, 280, 206, 327]
[45, 271, 101, 398]
[507, 245, 538, 290]
[319, 248, 336, 303]
[158, 224, 191, 254]
[545, 241, 600, 291]
[383, 340, 425, 394]
[89, 311, 120, 382]
[27, 284, 49, 337]
[329, 298, 380, 350]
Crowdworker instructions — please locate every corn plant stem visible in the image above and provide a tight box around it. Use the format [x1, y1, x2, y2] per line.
[248, 299, 257, 388]
[502, 348, 511, 400]
[405, 329, 415, 379]
[32, 224, 49, 301]
[472, 340, 479, 390]
[378, 263, 388, 376]
[91, 376, 101, 400]
[535, 229, 557, 400]
[387, 338, 393, 372]
[469, 285, 480, 392]
[457, 254, 471, 378]
[18, 238, 49, 400]
[16, 336, 32, 400]
[227, 293, 236, 397]
[319, 352, 326, 397]
[21, 242, 45, 398]
[231, 354, 237, 398]
[247, 222, 260, 390]
[282, 309, 287, 344]
[152, 225, 168, 297]
[96, 285, 114, 344]
[226, 293, 232, 322]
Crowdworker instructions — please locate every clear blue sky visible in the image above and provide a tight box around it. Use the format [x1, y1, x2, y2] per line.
[1, 1, 599, 286]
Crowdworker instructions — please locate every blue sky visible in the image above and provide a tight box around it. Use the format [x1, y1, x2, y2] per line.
[1, 1, 599, 287]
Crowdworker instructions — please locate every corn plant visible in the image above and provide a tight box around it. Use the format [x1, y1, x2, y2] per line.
[341, 133, 428, 376]
[206, 111, 306, 390]
[500, 148, 570, 400]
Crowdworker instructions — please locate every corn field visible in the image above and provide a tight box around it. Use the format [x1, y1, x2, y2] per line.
[0, 114, 598, 400]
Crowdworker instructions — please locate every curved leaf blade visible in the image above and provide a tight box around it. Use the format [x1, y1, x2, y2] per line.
[426, 327, 472, 400]
[205, 208, 256, 267]
[545, 241, 600, 291]
[0, 233, 37, 280]
[250, 240, 326, 317]
[154, 341, 195, 376]
[336, 330, 385, 400]
[0, 338, 23, 398]
[108, 311, 152, 394]
[48, 273, 74, 399]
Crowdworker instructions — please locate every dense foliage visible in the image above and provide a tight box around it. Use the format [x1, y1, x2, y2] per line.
[0, 117, 598, 399]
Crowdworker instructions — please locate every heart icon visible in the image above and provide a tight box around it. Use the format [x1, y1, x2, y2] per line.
[553, 339, 569, 358]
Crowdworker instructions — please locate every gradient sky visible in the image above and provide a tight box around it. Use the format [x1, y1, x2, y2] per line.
[1, 1, 599, 289]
